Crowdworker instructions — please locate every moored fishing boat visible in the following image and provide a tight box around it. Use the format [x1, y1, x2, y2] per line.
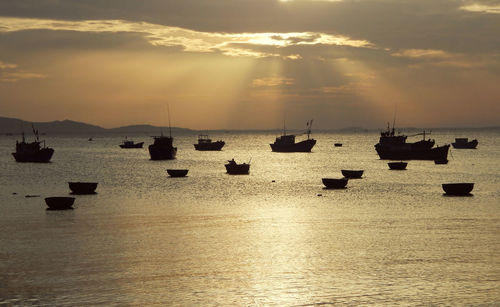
[194, 134, 225, 151]
[451, 138, 478, 149]
[12, 127, 54, 163]
[270, 120, 316, 152]
[225, 159, 250, 175]
[374, 123, 449, 160]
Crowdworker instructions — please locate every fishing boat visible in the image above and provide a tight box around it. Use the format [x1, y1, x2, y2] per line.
[148, 108, 177, 160]
[12, 127, 54, 163]
[341, 170, 364, 179]
[270, 120, 316, 152]
[225, 159, 250, 175]
[451, 138, 478, 149]
[119, 138, 144, 148]
[374, 123, 449, 160]
[322, 178, 348, 189]
[194, 134, 225, 151]
[149, 134, 177, 160]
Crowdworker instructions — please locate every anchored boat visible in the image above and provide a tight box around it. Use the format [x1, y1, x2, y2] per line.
[270, 120, 316, 152]
[12, 127, 54, 163]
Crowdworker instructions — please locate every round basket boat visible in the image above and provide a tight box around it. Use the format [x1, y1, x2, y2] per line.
[68, 182, 98, 194]
[167, 169, 189, 177]
[388, 162, 407, 170]
[322, 178, 348, 189]
[341, 170, 364, 179]
[442, 183, 474, 196]
[45, 197, 75, 210]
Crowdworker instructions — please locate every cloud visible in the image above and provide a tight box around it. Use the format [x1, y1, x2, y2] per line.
[460, 3, 500, 14]
[0, 61, 18, 69]
[391, 49, 454, 59]
[0, 60, 46, 82]
[0, 71, 46, 82]
[0, 17, 374, 59]
[252, 76, 295, 87]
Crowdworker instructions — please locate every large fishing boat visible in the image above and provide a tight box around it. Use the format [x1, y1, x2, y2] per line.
[270, 120, 316, 152]
[12, 127, 54, 163]
[374, 124, 449, 160]
[148, 132, 177, 160]
[194, 134, 225, 151]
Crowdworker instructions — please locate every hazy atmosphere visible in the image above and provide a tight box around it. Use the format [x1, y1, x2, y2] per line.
[0, 0, 499, 129]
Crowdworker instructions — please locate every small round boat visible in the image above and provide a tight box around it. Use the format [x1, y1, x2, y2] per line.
[167, 169, 189, 177]
[442, 183, 474, 196]
[68, 182, 98, 194]
[322, 178, 348, 189]
[388, 162, 407, 170]
[341, 170, 364, 179]
[45, 197, 75, 210]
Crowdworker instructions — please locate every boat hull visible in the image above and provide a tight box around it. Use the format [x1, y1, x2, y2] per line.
[167, 169, 189, 177]
[12, 148, 54, 163]
[375, 144, 449, 160]
[341, 170, 364, 179]
[270, 139, 316, 152]
[120, 142, 144, 148]
[442, 183, 474, 195]
[322, 178, 348, 189]
[388, 162, 408, 170]
[68, 182, 98, 194]
[194, 141, 225, 151]
[451, 140, 478, 149]
[148, 145, 177, 160]
[45, 197, 75, 210]
[225, 163, 250, 175]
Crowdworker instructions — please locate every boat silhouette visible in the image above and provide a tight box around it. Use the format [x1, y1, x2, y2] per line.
[120, 137, 144, 148]
[149, 108, 177, 160]
[442, 183, 474, 196]
[375, 123, 449, 160]
[45, 197, 75, 210]
[68, 182, 98, 194]
[341, 170, 364, 179]
[12, 127, 54, 163]
[167, 169, 189, 177]
[451, 138, 478, 149]
[149, 134, 177, 160]
[388, 161, 408, 170]
[322, 178, 348, 189]
[270, 120, 316, 152]
[194, 134, 225, 151]
[225, 159, 250, 175]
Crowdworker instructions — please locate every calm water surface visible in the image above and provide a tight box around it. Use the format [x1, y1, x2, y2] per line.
[1, 130, 499, 305]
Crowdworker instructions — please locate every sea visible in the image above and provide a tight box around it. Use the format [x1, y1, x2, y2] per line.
[1, 129, 499, 306]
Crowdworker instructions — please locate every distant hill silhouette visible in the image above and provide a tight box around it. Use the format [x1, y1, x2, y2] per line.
[0, 116, 193, 135]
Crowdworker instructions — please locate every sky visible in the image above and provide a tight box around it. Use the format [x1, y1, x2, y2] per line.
[0, 0, 499, 129]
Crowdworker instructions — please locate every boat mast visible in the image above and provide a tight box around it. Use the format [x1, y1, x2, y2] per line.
[391, 104, 397, 136]
[306, 119, 313, 139]
[167, 104, 172, 138]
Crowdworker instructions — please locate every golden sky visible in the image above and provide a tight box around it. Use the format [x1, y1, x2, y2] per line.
[0, 0, 499, 129]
